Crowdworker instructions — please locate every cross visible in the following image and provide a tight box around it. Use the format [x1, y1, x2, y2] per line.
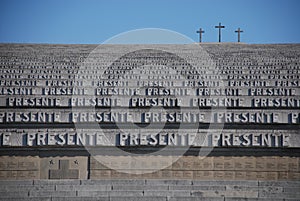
[196, 28, 205, 43]
[235, 28, 243, 42]
[215, 22, 225, 42]
[49, 160, 79, 179]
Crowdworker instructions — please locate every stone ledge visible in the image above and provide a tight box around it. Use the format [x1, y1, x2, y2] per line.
[1, 147, 300, 157]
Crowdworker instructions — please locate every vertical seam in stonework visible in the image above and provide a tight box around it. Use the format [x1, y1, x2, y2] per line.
[87, 155, 91, 179]
[257, 180, 261, 198]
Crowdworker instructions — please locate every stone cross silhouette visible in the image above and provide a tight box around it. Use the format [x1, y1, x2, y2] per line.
[49, 160, 79, 179]
[196, 28, 205, 43]
[235, 28, 243, 42]
[215, 22, 225, 42]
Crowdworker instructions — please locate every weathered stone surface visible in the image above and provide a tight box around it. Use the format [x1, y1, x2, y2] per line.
[169, 198, 224, 201]
[146, 179, 192, 185]
[34, 179, 80, 185]
[29, 190, 76, 197]
[0, 43, 300, 200]
[77, 191, 110, 197]
[0, 191, 29, 198]
[0, 185, 54, 192]
[0, 155, 299, 180]
[225, 199, 284, 201]
[0, 199, 51, 201]
[40, 156, 87, 179]
[112, 185, 168, 190]
[143, 190, 191, 196]
[0, 156, 39, 180]
[52, 198, 109, 201]
[170, 185, 225, 191]
[58, 184, 111, 191]
[110, 197, 166, 201]
[0, 179, 299, 200]
[193, 180, 258, 186]
[0, 180, 33, 185]
[191, 190, 258, 198]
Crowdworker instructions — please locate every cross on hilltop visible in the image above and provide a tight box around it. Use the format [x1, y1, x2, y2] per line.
[196, 23, 244, 43]
[235, 28, 244, 42]
[196, 28, 205, 43]
[215, 22, 225, 42]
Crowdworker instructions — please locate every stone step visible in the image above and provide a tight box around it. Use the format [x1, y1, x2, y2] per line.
[169, 198, 224, 201]
[57, 184, 111, 191]
[112, 185, 168, 190]
[0, 179, 299, 200]
[224, 199, 285, 201]
[0, 199, 51, 201]
[52, 198, 109, 201]
[81, 179, 146, 185]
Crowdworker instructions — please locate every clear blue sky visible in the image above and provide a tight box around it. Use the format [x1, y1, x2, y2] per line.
[0, 0, 299, 44]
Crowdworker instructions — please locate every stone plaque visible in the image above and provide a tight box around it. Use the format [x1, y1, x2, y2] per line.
[40, 156, 87, 179]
